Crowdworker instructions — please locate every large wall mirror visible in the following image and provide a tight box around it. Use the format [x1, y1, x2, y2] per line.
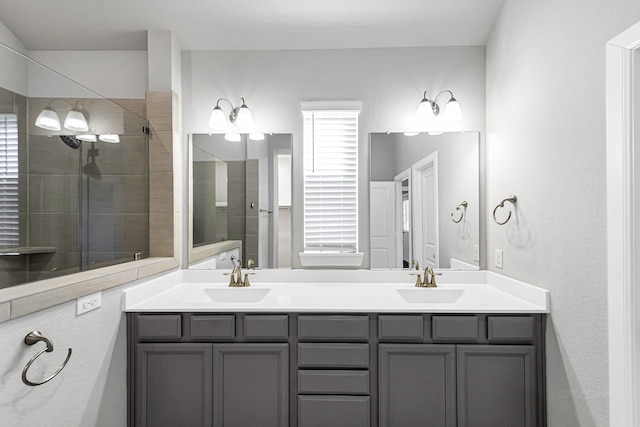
[370, 132, 480, 270]
[189, 133, 292, 268]
[0, 42, 149, 290]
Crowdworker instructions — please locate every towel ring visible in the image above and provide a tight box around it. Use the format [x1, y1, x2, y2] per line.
[493, 195, 518, 225]
[451, 201, 468, 223]
[22, 331, 72, 387]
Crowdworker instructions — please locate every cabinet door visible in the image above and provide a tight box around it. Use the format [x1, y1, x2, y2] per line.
[298, 395, 370, 427]
[379, 344, 456, 427]
[213, 343, 288, 427]
[135, 343, 212, 427]
[457, 345, 537, 427]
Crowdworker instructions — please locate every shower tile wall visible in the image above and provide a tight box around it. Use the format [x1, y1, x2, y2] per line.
[227, 161, 246, 251]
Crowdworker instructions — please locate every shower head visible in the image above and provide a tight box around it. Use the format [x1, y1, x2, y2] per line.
[59, 135, 81, 149]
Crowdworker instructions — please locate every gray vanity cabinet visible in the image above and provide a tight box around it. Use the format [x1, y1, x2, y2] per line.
[213, 343, 289, 427]
[457, 345, 537, 427]
[135, 343, 213, 427]
[378, 344, 457, 427]
[129, 313, 545, 427]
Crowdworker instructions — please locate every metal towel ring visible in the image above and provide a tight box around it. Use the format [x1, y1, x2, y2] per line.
[22, 331, 72, 387]
[493, 195, 518, 225]
[451, 201, 468, 223]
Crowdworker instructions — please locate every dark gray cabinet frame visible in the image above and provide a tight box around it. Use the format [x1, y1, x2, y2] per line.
[128, 312, 546, 427]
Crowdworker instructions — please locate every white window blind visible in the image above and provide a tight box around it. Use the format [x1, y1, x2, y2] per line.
[303, 109, 359, 253]
[0, 114, 18, 247]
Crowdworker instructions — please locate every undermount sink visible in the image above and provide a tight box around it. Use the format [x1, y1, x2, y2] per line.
[396, 288, 464, 303]
[204, 288, 271, 303]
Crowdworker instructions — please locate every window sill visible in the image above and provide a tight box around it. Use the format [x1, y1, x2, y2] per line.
[298, 252, 364, 268]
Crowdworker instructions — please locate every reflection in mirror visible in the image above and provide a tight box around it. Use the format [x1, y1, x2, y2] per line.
[370, 132, 479, 270]
[0, 42, 149, 289]
[189, 133, 292, 269]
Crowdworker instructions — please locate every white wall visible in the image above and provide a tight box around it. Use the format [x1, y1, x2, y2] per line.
[29, 51, 148, 99]
[486, 1, 640, 425]
[0, 20, 28, 95]
[0, 286, 129, 426]
[182, 46, 486, 268]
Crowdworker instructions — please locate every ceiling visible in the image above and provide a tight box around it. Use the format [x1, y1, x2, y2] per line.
[0, 0, 506, 51]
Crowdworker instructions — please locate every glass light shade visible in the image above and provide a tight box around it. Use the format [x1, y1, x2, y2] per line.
[208, 106, 227, 132]
[235, 105, 254, 131]
[224, 133, 241, 142]
[99, 134, 120, 143]
[416, 99, 435, 123]
[249, 133, 265, 141]
[63, 109, 88, 132]
[403, 132, 420, 137]
[35, 107, 61, 131]
[76, 134, 97, 142]
[444, 99, 462, 123]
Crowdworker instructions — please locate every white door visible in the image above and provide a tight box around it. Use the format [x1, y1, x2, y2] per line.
[412, 152, 439, 268]
[370, 182, 397, 268]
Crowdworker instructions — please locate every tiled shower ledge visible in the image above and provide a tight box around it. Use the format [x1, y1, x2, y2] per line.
[0, 257, 178, 323]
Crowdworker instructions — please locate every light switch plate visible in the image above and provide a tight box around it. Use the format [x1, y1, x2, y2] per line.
[473, 245, 480, 262]
[77, 291, 102, 316]
[494, 249, 503, 269]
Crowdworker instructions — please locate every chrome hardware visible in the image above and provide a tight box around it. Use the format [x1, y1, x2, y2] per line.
[22, 331, 72, 387]
[493, 195, 517, 225]
[451, 201, 468, 224]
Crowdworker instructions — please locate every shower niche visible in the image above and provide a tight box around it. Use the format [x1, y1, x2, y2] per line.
[0, 43, 149, 288]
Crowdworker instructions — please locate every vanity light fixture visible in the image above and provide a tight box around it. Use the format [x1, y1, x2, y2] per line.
[76, 134, 97, 142]
[249, 133, 265, 141]
[99, 134, 120, 143]
[416, 90, 463, 126]
[209, 97, 255, 133]
[224, 133, 241, 142]
[63, 103, 89, 132]
[35, 100, 89, 133]
[35, 107, 61, 131]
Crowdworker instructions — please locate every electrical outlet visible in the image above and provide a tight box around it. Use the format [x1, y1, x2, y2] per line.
[473, 245, 480, 262]
[494, 249, 503, 269]
[77, 291, 102, 316]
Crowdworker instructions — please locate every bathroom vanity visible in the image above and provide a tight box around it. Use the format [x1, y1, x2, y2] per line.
[124, 270, 549, 427]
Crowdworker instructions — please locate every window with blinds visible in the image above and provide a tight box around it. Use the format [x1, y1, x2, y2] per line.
[0, 114, 19, 248]
[302, 108, 359, 253]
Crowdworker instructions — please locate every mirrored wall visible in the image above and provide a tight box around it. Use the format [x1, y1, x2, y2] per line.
[0, 43, 149, 288]
[369, 132, 480, 270]
[190, 133, 292, 268]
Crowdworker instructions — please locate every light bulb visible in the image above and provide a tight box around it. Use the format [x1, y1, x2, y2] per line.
[416, 99, 435, 123]
[35, 107, 61, 131]
[208, 106, 227, 132]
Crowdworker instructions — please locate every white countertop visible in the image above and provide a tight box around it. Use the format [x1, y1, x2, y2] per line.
[122, 269, 549, 313]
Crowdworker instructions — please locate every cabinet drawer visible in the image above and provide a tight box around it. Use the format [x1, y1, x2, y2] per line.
[189, 315, 235, 340]
[298, 315, 369, 341]
[432, 316, 478, 342]
[298, 395, 370, 427]
[244, 315, 289, 340]
[487, 316, 535, 343]
[137, 314, 182, 341]
[378, 315, 424, 340]
[298, 370, 370, 395]
[298, 343, 370, 369]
